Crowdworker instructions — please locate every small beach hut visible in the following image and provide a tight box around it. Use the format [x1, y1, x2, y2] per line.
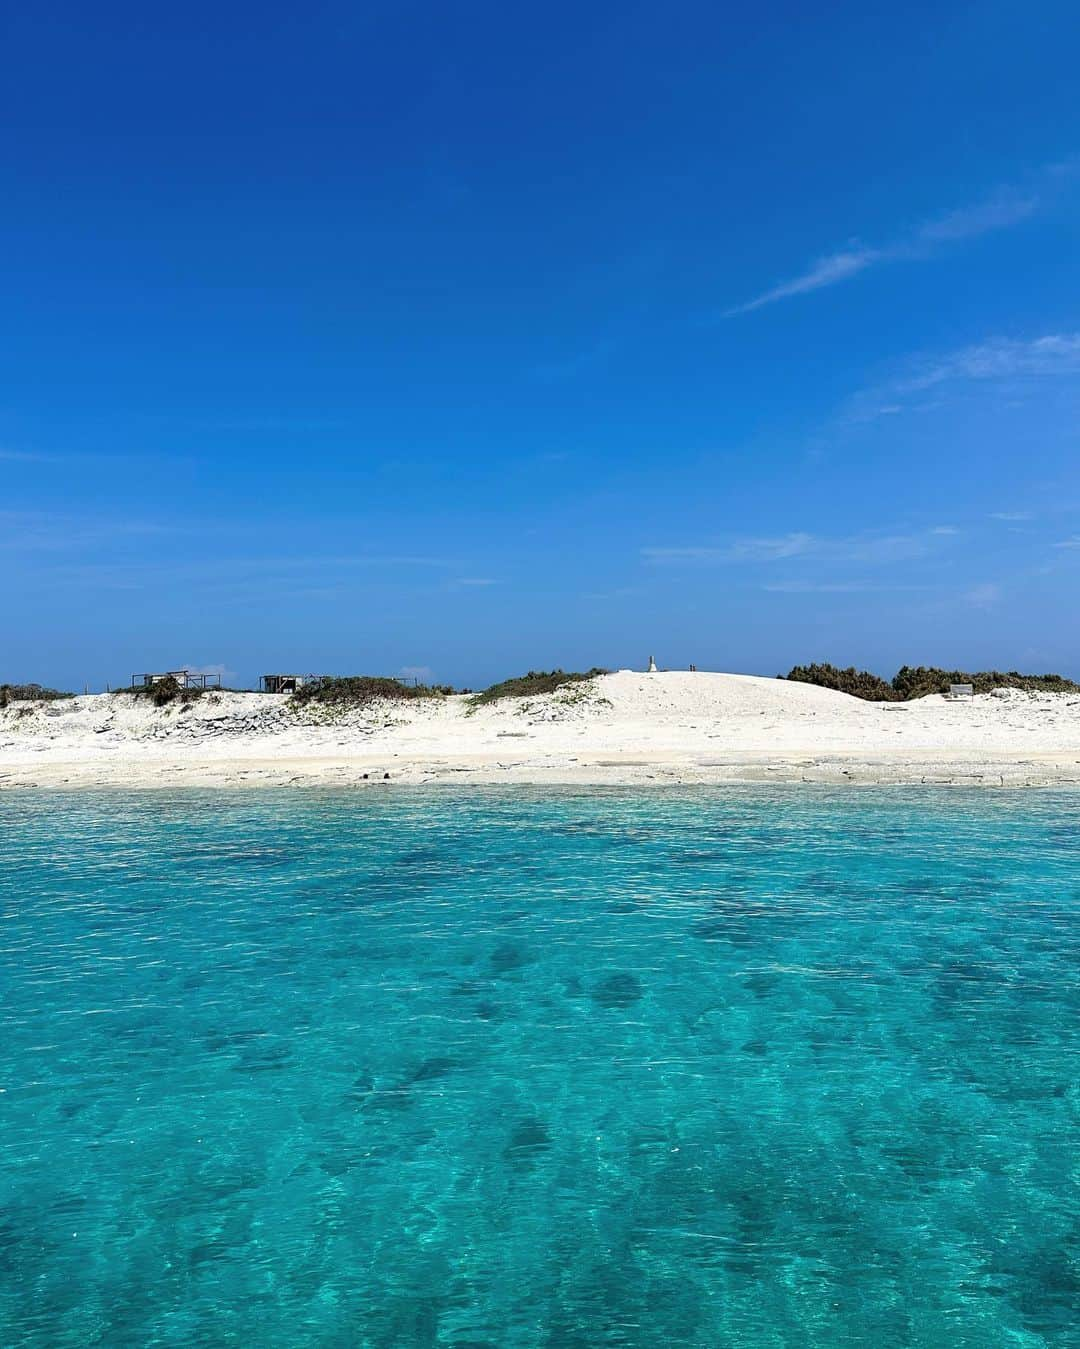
[260, 674, 307, 694]
[131, 670, 221, 690]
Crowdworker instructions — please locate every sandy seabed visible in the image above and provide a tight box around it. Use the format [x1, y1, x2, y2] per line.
[2, 670, 1079, 789]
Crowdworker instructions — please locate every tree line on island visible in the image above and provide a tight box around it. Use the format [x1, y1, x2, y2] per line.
[783, 664, 1079, 700]
[2, 664, 1077, 710]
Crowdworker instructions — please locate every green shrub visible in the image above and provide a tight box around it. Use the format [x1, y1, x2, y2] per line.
[784, 664, 898, 701]
[783, 663, 1079, 701]
[469, 668, 610, 706]
[292, 675, 452, 708]
[891, 666, 1080, 699]
[127, 676, 205, 707]
[0, 682, 75, 706]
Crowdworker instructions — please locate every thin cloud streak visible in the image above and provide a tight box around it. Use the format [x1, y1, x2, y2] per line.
[898, 334, 1080, 391]
[6, 546, 467, 596]
[644, 533, 816, 563]
[724, 248, 880, 316]
[643, 527, 952, 567]
[916, 193, 1037, 243]
[0, 509, 463, 569]
[842, 333, 1080, 423]
[0, 510, 177, 551]
[0, 446, 193, 467]
[181, 661, 240, 684]
[724, 179, 1044, 317]
[761, 580, 934, 594]
[965, 583, 1001, 610]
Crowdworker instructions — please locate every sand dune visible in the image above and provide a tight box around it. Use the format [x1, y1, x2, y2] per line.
[2, 670, 1079, 788]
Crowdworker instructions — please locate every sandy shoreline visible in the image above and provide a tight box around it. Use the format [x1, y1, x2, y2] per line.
[2, 670, 1079, 789]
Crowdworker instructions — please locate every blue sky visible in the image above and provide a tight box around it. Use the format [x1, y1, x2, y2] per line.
[3, 1, 1080, 690]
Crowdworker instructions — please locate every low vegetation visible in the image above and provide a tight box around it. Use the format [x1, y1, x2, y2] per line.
[783, 664, 896, 701]
[126, 676, 208, 708]
[291, 675, 454, 708]
[784, 662, 1080, 702]
[469, 668, 610, 706]
[891, 666, 1079, 698]
[0, 682, 74, 709]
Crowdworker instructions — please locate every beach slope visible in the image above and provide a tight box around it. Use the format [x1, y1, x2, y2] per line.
[2, 671, 1078, 788]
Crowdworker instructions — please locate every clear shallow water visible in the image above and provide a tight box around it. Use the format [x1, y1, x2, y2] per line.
[1, 788, 1077, 1348]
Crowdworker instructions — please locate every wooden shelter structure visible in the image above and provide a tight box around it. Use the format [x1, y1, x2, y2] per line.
[131, 670, 221, 690]
[260, 674, 308, 694]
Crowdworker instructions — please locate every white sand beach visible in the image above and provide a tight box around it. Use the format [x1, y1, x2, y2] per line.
[2, 670, 1079, 788]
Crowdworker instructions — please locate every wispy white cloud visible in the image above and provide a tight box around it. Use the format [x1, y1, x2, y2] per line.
[724, 247, 881, 316]
[0, 510, 175, 551]
[1054, 536, 1080, 549]
[897, 334, 1080, 391]
[644, 533, 817, 563]
[0, 446, 192, 467]
[761, 580, 934, 594]
[581, 586, 644, 601]
[2, 517, 461, 569]
[989, 510, 1034, 522]
[186, 416, 345, 433]
[842, 333, 1080, 423]
[180, 661, 239, 685]
[643, 527, 952, 567]
[724, 179, 1045, 317]
[7, 538, 467, 597]
[965, 582, 1001, 610]
[915, 193, 1037, 244]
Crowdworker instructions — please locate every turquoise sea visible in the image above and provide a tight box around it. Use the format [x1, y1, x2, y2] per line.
[1, 788, 1077, 1347]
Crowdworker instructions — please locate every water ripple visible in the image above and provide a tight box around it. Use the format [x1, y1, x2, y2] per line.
[0, 787, 1077, 1346]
